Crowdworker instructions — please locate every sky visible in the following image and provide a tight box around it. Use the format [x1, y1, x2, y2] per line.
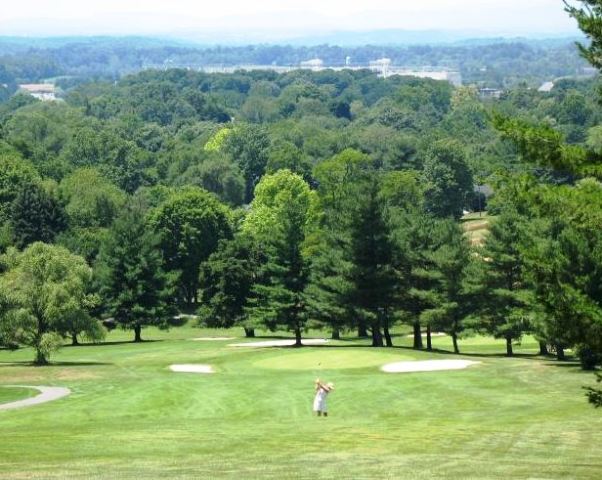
[0, 0, 581, 40]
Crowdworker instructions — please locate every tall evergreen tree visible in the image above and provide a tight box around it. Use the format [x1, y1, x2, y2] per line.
[198, 235, 263, 338]
[347, 176, 399, 347]
[471, 210, 532, 356]
[243, 170, 318, 346]
[98, 203, 178, 342]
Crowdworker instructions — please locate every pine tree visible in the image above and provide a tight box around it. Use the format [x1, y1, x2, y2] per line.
[98, 203, 178, 342]
[347, 176, 398, 347]
[472, 210, 531, 356]
[198, 235, 263, 338]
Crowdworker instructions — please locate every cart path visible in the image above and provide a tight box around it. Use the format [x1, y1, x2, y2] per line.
[0, 385, 71, 411]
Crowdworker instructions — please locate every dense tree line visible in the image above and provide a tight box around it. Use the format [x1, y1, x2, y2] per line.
[0, 36, 589, 88]
[0, 46, 599, 383]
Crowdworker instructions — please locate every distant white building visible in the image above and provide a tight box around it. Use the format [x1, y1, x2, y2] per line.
[369, 58, 391, 78]
[479, 87, 503, 99]
[19, 84, 56, 101]
[538, 81, 555, 93]
[300, 58, 324, 71]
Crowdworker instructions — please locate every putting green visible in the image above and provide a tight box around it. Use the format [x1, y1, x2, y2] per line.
[0, 386, 37, 404]
[253, 348, 412, 370]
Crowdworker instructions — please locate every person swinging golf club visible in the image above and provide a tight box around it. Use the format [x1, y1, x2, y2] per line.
[313, 378, 334, 417]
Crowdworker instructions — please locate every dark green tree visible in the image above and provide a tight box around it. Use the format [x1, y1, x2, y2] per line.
[347, 175, 399, 347]
[422, 139, 474, 219]
[98, 203, 178, 342]
[10, 183, 67, 249]
[198, 235, 262, 338]
[149, 187, 232, 306]
[471, 210, 532, 356]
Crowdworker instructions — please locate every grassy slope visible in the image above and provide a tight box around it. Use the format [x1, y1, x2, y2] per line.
[0, 386, 37, 404]
[462, 212, 493, 246]
[0, 324, 600, 479]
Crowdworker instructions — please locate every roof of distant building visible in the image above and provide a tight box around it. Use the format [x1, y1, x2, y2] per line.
[538, 81, 554, 93]
[19, 84, 55, 93]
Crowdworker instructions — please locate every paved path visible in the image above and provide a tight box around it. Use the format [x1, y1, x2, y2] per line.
[0, 386, 71, 411]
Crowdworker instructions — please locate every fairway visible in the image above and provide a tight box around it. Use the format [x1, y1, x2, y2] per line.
[0, 324, 600, 479]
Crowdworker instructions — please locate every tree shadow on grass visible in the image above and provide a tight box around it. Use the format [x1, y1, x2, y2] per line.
[65, 339, 163, 348]
[0, 360, 112, 367]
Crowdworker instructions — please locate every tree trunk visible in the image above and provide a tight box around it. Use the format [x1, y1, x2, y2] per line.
[539, 341, 549, 356]
[371, 324, 384, 347]
[451, 332, 460, 354]
[426, 323, 432, 351]
[244, 328, 255, 338]
[71, 333, 79, 346]
[134, 324, 142, 343]
[413, 321, 423, 349]
[357, 321, 368, 338]
[556, 345, 566, 361]
[505, 336, 513, 357]
[34, 348, 48, 366]
[383, 324, 393, 347]
[294, 324, 302, 347]
[331, 328, 340, 340]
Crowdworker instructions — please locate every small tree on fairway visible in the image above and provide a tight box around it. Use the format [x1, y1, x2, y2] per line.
[98, 204, 178, 342]
[0, 242, 101, 364]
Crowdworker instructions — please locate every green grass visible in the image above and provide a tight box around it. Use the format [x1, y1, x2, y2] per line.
[0, 324, 600, 479]
[0, 386, 38, 404]
[462, 213, 493, 246]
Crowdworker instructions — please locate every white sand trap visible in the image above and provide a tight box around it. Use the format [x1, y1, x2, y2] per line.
[228, 339, 329, 348]
[190, 337, 234, 341]
[169, 364, 214, 374]
[0, 385, 71, 411]
[381, 359, 480, 373]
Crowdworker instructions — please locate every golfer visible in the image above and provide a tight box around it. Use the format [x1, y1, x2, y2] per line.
[313, 378, 334, 417]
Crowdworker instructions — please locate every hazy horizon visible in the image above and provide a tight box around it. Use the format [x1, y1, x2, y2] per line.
[0, 0, 581, 42]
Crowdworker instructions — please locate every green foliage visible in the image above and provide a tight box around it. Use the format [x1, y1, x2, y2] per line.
[0, 242, 100, 363]
[243, 170, 318, 343]
[10, 182, 67, 249]
[97, 203, 178, 342]
[223, 124, 270, 203]
[565, 0, 602, 69]
[422, 139, 473, 219]
[0, 151, 41, 222]
[59, 168, 127, 228]
[471, 210, 532, 354]
[346, 176, 399, 346]
[149, 187, 232, 306]
[198, 235, 262, 332]
[204, 127, 232, 152]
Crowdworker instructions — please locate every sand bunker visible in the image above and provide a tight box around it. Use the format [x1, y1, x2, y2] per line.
[228, 339, 329, 348]
[169, 364, 214, 374]
[190, 337, 234, 341]
[0, 385, 71, 411]
[381, 359, 480, 373]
